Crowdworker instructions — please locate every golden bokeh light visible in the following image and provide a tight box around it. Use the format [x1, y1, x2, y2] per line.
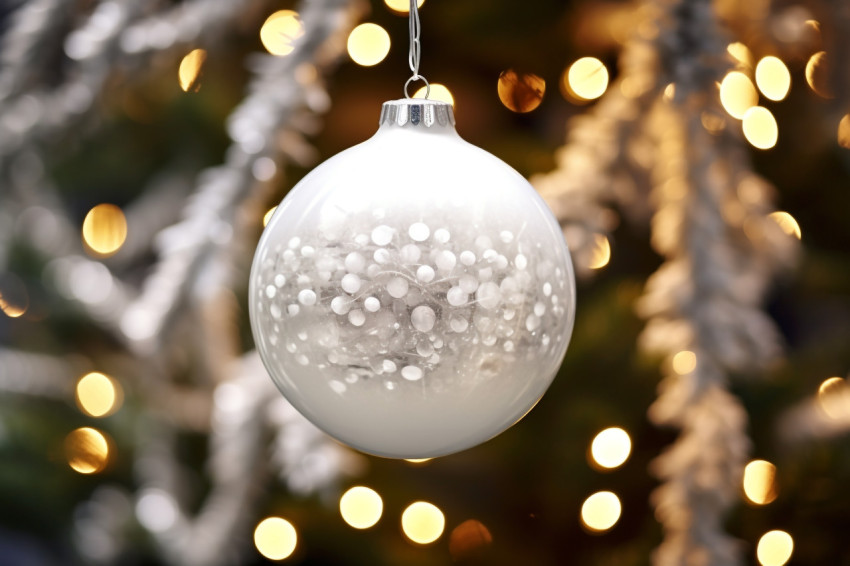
[401, 501, 445, 544]
[260, 10, 303, 57]
[837, 114, 850, 149]
[564, 57, 609, 101]
[757, 530, 794, 566]
[76, 372, 122, 418]
[339, 486, 383, 529]
[818, 376, 844, 397]
[404, 458, 433, 464]
[0, 274, 28, 318]
[65, 427, 110, 474]
[727, 42, 753, 67]
[263, 206, 277, 227]
[580, 491, 621, 532]
[817, 376, 846, 419]
[672, 350, 697, 375]
[178, 48, 207, 92]
[701, 111, 726, 134]
[590, 427, 631, 469]
[755, 56, 790, 101]
[743, 460, 778, 505]
[768, 211, 801, 240]
[384, 0, 425, 14]
[719, 71, 758, 119]
[587, 234, 611, 269]
[805, 51, 833, 98]
[742, 106, 778, 150]
[412, 83, 455, 106]
[498, 70, 545, 113]
[254, 517, 297, 560]
[82, 204, 128, 257]
[449, 519, 493, 561]
[347, 23, 391, 67]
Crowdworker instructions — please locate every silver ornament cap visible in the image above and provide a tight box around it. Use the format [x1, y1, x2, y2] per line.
[379, 99, 455, 130]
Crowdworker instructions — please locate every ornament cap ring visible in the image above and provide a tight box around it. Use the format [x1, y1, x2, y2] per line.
[404, 75, 430, 99]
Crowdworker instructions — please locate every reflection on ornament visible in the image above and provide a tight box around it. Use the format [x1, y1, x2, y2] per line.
[250, 99, 575, 458]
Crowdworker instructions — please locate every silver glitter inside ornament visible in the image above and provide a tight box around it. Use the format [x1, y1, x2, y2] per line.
[250, 99, 575, 458]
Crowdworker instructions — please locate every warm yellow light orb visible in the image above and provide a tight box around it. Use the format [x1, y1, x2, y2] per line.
[743, 460, 778, 505]
[755, 56, 791, 101]
[565, 57, 609, 101]
[178, 48, 207, 92]
[263, 206, 277, 227]
[672, 350, 697, 375]
[401, 501, 445, 544]
[817, 376, 846, 419]
[719, 71, 758, 119]
[581, 491, 621, 532]
[260, 10, 303, 57]
[412, 83, 455, 106]
[590, 427, 631, 469]
[384, 0, 425, 14]
[82, 204, 128, 256]
[587, 234, 611, 269]
[742, 106, 778, 150]
[65, 427, 110, 474]
[254, 517, 297, 560]
[838, 115, 850, 149]
[498, 70, 546, 113]
[347, 23, 391, 67]
[768, 211, 801, 240]
[340, 486, 383, 529]
[727, 42, 753, 67]
[757, 530, 794, 566]
[805, 51, 832, 98]
[76, 372, 121, 417]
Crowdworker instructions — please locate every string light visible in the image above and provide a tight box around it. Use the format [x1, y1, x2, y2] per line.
[743, 460, 778, 505]
[755, 56, 790, 101]
[254, 517, 297, 560]
[65, 427, 110, 474]
[590, 427, 631, 469]
[757, 530, 794, 566]
[498, 70, 545, 113]
[719, 71, 758, 119]
[412, 83, 454, 106]
[563, 57, 609, 101]
[339, 486, 383, 529]
[347, 23, 391, 67]
[587, 234, 611, 269]
[76, 372, 122, 418]
[260, 10, 303, 57]
[580, 491, 621, 532]
[768, 211, 801, 239]
[672, 350, 697, 375]
[742, 106, 778, 150]
[401, 501, 445, 544]
[178, 48, 207, 92]
[82, 204, 128, 257]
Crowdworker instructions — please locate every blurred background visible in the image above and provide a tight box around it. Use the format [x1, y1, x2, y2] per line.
[1, 0, 849, 564]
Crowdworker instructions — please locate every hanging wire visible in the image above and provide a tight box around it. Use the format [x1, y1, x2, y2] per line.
[404, 0, 429, 99]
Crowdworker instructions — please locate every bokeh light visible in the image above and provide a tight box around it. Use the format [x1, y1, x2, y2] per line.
[805, 51, 832, 98]
[817, 376, 846, 419]
[401, 501, 445, 544]
[65, 427, 110, 474]
[727, 42, 753, 67]
[82, 204, 128, 256]
[0, 273, 28, 318]
[412, 83, 455, 106]
[587, 234, 611, 269]
[449, 519, 492, 561]
[339, 486, 383, 529]
[404, 458, 433, 464]
[254, 517, 297, 560]
[347, 23, 390, 67]
[743, 459, 778, 505]
[672, 350, 697, 375]
[755, 56, 790, 101]
[757, 530, 794, 566]
[742, 106, 778, 149]
[590, 427, 631, 469]
[178, 48, 207, 92]
[768, 211, 801, 239]
[563, 57, 609, 101]
[581, 491, 621, 532]
[76, 372, 122, 417]
[384, 0, 425, 14]
[719, 71, 758, 119]
[837, 114, 850, 149]
[498, 70, 545, 113]
[260, 10, 303, 57]
[263, 206, 277, 227]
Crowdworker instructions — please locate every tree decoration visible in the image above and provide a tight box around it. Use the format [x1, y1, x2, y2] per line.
[250, 0, 575, 458]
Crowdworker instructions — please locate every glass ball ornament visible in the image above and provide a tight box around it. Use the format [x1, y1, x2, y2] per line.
[250, 99, 575, 458]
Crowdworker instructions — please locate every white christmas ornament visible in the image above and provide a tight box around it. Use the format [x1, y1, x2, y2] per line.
[249, 98, 575, 458]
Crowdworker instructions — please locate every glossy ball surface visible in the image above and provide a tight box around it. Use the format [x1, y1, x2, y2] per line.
[250, 106, 575, 458]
